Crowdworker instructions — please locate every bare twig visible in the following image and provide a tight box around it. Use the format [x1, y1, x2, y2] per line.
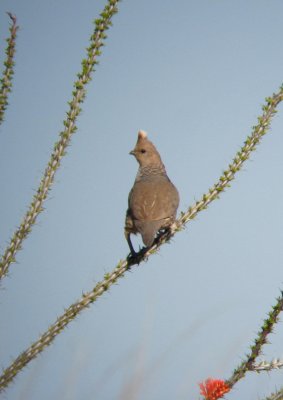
[264, 388, 283, 400]
[252, 358, 283, 372]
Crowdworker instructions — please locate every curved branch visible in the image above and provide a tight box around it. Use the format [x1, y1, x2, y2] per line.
[0, 0, 120, 281]
[1, 85, 283, 392]
[0, 12, 18, 126]
[226, 292, 283, 387]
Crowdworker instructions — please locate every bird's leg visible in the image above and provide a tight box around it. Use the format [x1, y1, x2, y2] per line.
[125, 232, 137, 257]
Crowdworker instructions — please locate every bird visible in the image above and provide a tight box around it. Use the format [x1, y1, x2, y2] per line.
[125, 130, 179, 255]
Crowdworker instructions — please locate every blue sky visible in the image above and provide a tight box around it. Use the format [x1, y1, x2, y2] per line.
[1, 1, 283, 399]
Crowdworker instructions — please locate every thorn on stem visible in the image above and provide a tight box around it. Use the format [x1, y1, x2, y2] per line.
[6, 12, 17, 25]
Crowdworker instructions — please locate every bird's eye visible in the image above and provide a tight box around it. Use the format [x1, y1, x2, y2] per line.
[141, 149, 146, 153]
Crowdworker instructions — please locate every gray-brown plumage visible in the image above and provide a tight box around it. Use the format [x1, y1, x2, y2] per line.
[125, 130, 179, 255]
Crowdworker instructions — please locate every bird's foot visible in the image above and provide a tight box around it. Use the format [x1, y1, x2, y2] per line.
[126, 246, 148, 264]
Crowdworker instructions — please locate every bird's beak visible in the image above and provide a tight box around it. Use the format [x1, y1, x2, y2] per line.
[129, 150, 135, 156]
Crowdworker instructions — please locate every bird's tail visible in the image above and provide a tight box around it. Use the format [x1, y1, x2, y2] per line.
[136, 220, 163, 247]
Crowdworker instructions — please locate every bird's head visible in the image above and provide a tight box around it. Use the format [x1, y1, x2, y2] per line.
[130, 130, 163, 168]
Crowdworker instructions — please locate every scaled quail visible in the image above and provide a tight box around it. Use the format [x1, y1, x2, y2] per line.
[125, 130, 179, 255]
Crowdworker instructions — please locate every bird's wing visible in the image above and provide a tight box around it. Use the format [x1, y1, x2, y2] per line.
[129, 180, 179, 221]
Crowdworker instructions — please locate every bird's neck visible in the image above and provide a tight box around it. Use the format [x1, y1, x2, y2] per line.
[136, 164, 167, 180]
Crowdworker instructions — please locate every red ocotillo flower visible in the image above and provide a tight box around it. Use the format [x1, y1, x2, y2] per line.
[199, 378, 230, 400]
